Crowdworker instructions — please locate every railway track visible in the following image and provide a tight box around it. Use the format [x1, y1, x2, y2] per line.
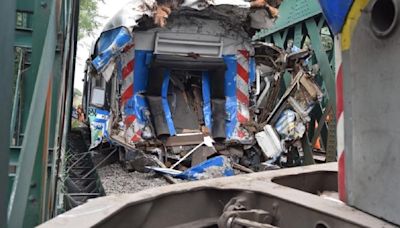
[64, 127, 168, 210]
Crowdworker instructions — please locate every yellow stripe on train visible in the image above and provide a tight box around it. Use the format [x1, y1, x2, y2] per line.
[341, 0, 370, 51]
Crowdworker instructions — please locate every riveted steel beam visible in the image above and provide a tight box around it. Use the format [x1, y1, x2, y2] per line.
[0, 1, 16, 227]
[7, 1, 57, 227]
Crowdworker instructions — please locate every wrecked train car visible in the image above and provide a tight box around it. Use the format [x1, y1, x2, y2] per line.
[83, 0, 322, 173]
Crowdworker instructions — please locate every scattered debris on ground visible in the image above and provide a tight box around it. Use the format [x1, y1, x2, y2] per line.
[97, 163, 168, 195]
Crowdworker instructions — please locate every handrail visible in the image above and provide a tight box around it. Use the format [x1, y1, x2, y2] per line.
[7, 1, 57, 227]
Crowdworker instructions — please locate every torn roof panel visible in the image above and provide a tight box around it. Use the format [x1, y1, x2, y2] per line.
[90, 0, 281, 72]
[100, 0, 273, 33]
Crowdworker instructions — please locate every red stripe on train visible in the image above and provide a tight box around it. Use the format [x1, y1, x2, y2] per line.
[237, 63, 249, 82]
[131, 130, 142, 142]
[238, 50, 250, 60]
[124, 115, 136, 126]
[236, 89, 249, 105]
[237, 112, 249, 123]
[122, 60, 134, 80]
[121, 84, 133, 104]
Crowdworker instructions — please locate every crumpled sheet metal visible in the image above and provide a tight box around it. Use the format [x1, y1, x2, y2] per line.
[148, 155, 234, 180]
[123, 95, 154, 143]
[92, 27, 132, 74]
[87, 0, 281, 147]
[180, 155, 234, 180]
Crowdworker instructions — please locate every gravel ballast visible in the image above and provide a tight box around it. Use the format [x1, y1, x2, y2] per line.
[97, 163, 169, 195]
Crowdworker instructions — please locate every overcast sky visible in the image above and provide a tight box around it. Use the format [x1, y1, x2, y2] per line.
[74, 0, 132, 91]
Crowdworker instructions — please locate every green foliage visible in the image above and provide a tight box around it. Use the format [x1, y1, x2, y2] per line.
[74, 88, 82, 97]
[78, 0, 101, 40]
[321, 27, 333, 51]
[73, 88, 82, 108]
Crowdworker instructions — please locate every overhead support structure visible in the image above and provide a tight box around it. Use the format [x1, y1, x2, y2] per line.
[254, 0, 337, 164]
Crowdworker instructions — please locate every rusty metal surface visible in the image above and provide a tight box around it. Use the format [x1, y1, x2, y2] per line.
[38, 163, 395, 228]
[165, 134, 204, 147]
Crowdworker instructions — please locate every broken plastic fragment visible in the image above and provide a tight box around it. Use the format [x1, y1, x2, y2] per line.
[255, 125, 283, 158]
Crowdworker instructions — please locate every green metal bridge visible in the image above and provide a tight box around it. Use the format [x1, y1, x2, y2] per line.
[255, 0, 337, 164]
[1, 0, 79, 227]
[0, 0, 335, 227]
